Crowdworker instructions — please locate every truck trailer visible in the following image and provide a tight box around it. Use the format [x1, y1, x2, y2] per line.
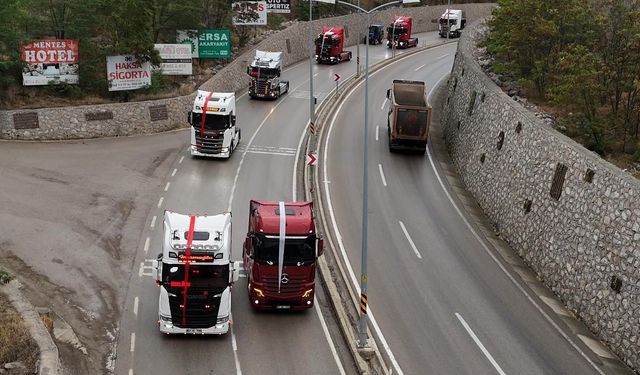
[315, 26, 352, 64]
[387, 16, 418, 49]
[188, 90, 241, 159]
[386, 80, 432, 153]
[153, 211, 239, 335]
[438, 9, 466, 38]
[243, 200, 324, 310]
[247, 50, 289, 99]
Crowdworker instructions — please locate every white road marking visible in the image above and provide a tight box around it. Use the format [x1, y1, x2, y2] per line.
[399, 221, 422, 259]
[171, 168, 177, 177]
[425, 75, 606, 375]
[376, 126, 379, 141]
[129, 370, 133, 375]
[178, 156, 184, 164]
[164, 182, 170, 191]
[150, 215, 156, 229]
[455, 313, 506, 375]
[314, 298, 347, 375]
[133, 297, 139, 317]
[138, 262, 144, 278]
[378, 164, 387, 186]
[437, 53, 450, 60]
[143, 237, 150, 253]
[157, 197, 164, 208]
[314, 72, 319, 77]
[415, 63, 426, 71]
[324, 76, 404, 375]
[244, 150, 296, 157]
[130, 333, 135, 352]
[230, 314, 243, 375]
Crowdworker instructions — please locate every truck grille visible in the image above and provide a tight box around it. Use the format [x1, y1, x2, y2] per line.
[262, 274, 305, 295]
[251, 78, 270, 96]
[168, 287, 221, 328]
[193, 129, 224, 154]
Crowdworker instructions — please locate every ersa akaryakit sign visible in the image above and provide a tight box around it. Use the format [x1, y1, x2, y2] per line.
[265, 0, 290, 13]
[176, 30, 231, 59]
[106, 55, 152, 91]
[21, 39, 79, 86]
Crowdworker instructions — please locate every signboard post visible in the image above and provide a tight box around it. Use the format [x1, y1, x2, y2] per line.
[106, 55, 152, 91]
[21, 39, 79, 86]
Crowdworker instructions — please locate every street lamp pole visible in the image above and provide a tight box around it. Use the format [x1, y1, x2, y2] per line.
[309, 0, 315, 130]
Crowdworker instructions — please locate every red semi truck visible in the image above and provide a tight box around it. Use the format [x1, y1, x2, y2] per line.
[315, 26, 352, 64]
[243, 200, 324, 310]
[387, 16, 418, 49]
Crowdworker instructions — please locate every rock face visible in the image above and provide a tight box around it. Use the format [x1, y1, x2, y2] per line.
[0, 3, 496, 140]
[442, 19, 640, 371]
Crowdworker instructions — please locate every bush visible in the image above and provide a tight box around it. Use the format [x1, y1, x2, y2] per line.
[0, 270, 14, 284]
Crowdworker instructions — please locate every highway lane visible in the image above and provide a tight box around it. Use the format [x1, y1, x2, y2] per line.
[322, 44, 606, 374]
[115, 32, 446, 375]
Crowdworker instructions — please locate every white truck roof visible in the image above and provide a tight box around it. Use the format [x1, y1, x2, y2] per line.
[163, 210, 231, 262]
[251, 50, 283, 69]
[193, 90, 235, 114]
[441, 9, 463, 19]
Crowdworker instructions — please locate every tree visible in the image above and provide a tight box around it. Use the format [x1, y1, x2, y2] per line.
[0, 0, 28, 102]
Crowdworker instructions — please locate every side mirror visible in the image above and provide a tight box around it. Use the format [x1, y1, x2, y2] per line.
[232, 262, 240, 283]
[231, 115, 237, 126]
[246, 66, 250, 75]
[244, 237, 253, 258]
[187, 111, 193, 125]
[317, 237, 324, 257]
[386, 89, 391, 99]
[152, 258, 161, 285]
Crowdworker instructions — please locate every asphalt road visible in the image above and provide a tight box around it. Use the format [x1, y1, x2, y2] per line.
[114, 32, 446, 375]
[321, 43, 609, 374]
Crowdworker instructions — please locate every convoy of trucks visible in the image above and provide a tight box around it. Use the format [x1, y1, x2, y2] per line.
[386, 79, 432, 153]
[242, 200, 323, 310]
[153, 210, 238, 335]
[315, 26, 352, 64]
[438, 9, 466, 38]
[247, 50, 289, 100]
[387, 16, 418, 49]
[188, 90, 241, 159]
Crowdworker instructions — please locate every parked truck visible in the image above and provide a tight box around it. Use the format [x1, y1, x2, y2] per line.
[364, 24, 384, 45]
[386, 80, 431, 153]
[387, 16, 418, 49]
[438, 9, 466, 38]
[153, 210, 239, 335]
[243, 200, 324, 310]
[187, 90, 241, 159]
[247, 50, 289, 99]
[315, 26, 352, 64]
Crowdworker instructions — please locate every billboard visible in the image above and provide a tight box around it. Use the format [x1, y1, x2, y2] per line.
[266, 0, 290, 13]
[177, 30, 231, 59]
[154, 44, 192, 75]
[232, 1, 267, 26]
[106, 55, 151, 91]
[21, 39, 79, 86]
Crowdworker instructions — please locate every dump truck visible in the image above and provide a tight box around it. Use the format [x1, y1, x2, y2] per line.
[247, 50, 289, 99]
[386, 80, 431, 153]
[438, 9, 466, 38]
[387, 16, 418, 49]
[315, 26, 352, 64]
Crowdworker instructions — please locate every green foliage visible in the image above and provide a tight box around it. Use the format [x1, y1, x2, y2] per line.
[0, 270, 14, 284]
[267, 14, 287, 30]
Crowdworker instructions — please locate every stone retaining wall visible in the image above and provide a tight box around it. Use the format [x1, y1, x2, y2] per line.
[441, 20, 640, 370]
[0, 3, 495, 140]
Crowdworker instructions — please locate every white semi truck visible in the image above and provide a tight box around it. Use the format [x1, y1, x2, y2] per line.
[153, 210, 238, 335]
[247, 50, 289, 99]
[438, 9, 467, 38]
[188, 90, 241, 158]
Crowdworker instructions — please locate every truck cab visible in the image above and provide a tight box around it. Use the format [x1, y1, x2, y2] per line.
[386, 79, 432, 153]
[365, 24, 385, 45]
[387, 16, 418, 49]
[315, 26, 352, 64]
[153, 211, 239, 335]
[438, 9, 466, 38]
[243, 200, 323, 311]
[187, 90, 241, 159]
[247, 50, 290, 100]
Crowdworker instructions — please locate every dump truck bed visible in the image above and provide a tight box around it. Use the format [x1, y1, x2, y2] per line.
[392, 80, 427, 107]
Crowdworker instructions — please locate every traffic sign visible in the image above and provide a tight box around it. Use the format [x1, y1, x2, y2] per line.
[334, 73, 340, 81]
[308, 122, 316, 135]
[306, 152, 317, 166]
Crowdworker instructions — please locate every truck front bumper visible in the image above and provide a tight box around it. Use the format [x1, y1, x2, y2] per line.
[190, 145, 230, 158]
[159, 320, 230, 335]
[249, 287, 314, 311]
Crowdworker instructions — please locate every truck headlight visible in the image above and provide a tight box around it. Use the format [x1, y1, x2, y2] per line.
[253, 287, 265, 298]
[160, 314, 172, 322]
[217, 315, 229, 324]
[221, 147, 229, 153]
[302, 288, 313, 298]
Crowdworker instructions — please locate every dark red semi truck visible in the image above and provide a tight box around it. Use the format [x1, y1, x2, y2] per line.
[387, 16, 418, 49]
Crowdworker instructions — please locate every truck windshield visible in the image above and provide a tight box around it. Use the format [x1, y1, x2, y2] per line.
[316, 37, 339, 47]
[254, 234, 316, 264]
[162, 263, 229, 289]
[191, 113, 231, 130]
[440, 18, 457, 25]
[387, 27, 407, 37]
[249, 67, 279, 79]
[397, 109, 428, 136]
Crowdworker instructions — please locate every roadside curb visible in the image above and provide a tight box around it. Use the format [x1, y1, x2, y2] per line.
[1, 280, 61, 375]
[303, 40, 457, 375]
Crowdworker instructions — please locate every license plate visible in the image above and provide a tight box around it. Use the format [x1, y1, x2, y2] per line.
[186, 328, 203, 334]
[275, 305, 291, 310]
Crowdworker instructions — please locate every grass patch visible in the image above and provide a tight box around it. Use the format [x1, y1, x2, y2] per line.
[0, 292, 39, 370]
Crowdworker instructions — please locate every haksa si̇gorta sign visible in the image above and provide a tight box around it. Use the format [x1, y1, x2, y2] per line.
[106, 55, 152, 91]
[21, 39, 79, 86]
[232, 1, 267, 26]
